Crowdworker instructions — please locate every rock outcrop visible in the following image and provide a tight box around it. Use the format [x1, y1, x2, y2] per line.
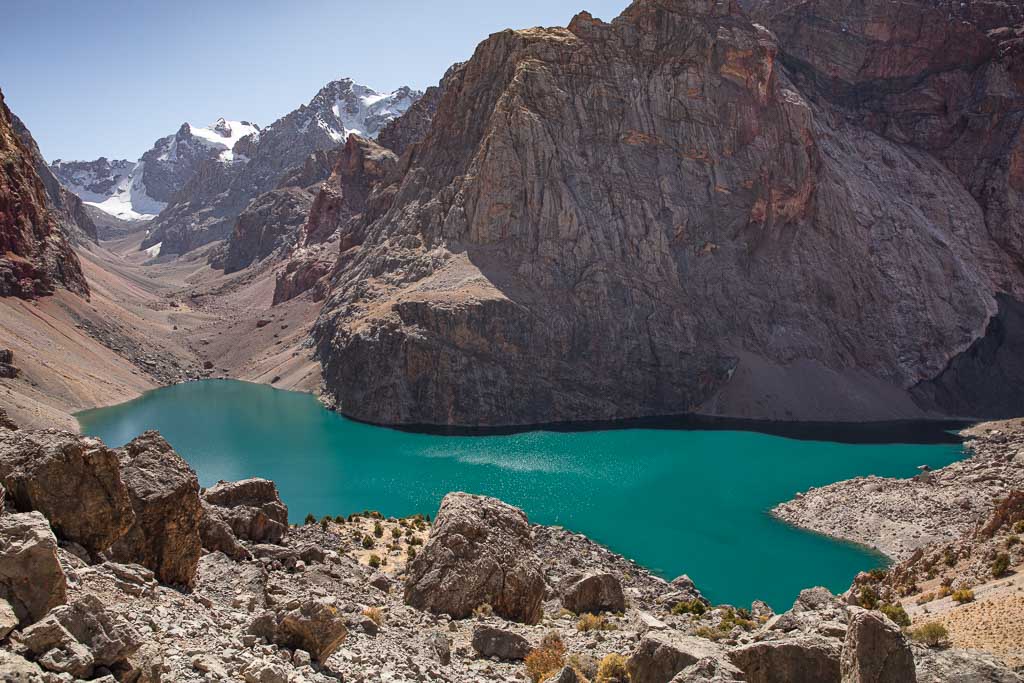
[202, 478, 288, 544]
[312, 0, 1024, 427]
[0, 429, 134, 554]
[110, 431, 203, 587]
[559, 572, 626, 614]
[0, 511, 66, 626]
[628, 632, 725, 683]
[470, 625, 532, 660]
[0, 88, 88, 299]
[728, 637, 842, 683]
[404, 493, 546, 624]
[840, 609, 916, 683]
[249, 598, 347, 663]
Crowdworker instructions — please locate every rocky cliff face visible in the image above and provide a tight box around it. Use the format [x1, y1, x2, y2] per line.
[144, 79, 420, 256]
[310, 0, 1024, 427]
[0, 89, 89, 299]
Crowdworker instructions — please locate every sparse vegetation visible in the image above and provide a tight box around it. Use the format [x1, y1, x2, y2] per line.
[568, 654, 599, 680]
[952, 589, 974, 604]
[595, 653, 630, 683]
[910, 622, 949, 647]
[320, 516, 330, 531]
[1014, 520, 1024, 534]
[392, 527, 402, 539]
[373, 521, 384, 538]
[407, 547, 417, 560]
[524, 632, 566, 683]
[670, 599, 706, 616]
[880, 603, 910, 628]
[915, 592, 935, 606]
[1007, 535, 1020, 548]
[304, 513, 316, 525]
[362, 606, 384, 626]
[362, 534, 374, 549]
[943, 548, 957, 567]
[368, 554, 381, 569]
[992, 552, 1011, 577]
[577, 613, 615, 632]
[858, 585, 879, 610]
[473, 603, 493, 619]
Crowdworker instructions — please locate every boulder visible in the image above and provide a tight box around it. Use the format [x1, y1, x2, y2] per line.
[546, 666, 584, 682]
[0, 429, 134, 554]
[428, 631, 451, 665]
[560, 572, 626, 614]
[670, 657, 745, 682]
[248, 598, 347, 663]
[110, 432, 203, 586]
[202, 478, 288, 544]
[199, 500, 252, 560]
[628, 632, 725, 683]
[0, 649, 46, 679]
[404, 492, 546, 624]
[0, 511, 66, 625]
[728, 635, 841, 683]
[471, 625, 531, 661]
[0, 596, 17, 639]
[19, 594, 141, 678]
[0, 408, 16, 431]
[840, 609, 916, 682]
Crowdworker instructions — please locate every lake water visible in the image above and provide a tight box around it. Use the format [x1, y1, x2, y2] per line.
[77, 379, 965, 610]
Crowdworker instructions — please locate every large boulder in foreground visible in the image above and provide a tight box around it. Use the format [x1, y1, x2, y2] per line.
[840, 609, 915, 683]
[627, 632, 724, 683]
[560, 572, 626, 614]
[728, 636, 841, 683]
[110, 432, 203, 587]
[0, 429, 134, 554]
[404, 492, 546, 624]
[0, 511, 66, 626]
[202, 478, 288, 544]
[248, 598, 347, 663]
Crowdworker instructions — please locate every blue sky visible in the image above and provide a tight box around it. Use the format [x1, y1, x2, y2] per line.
[2, 0, 631, 162]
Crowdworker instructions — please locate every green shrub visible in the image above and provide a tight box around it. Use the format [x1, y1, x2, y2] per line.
[595, 653, 630, 683]
[392, 527, 402, 539]
[992, 552, 1011, 577]
[951, 589, 974, 604]
[671, 599, 707, 616]
[407, 547, 417, 560]
[910, 622, 949, 647]
[880, 603, 910, 627]
[859, 586, 879, 609]
[320, 517, 330, 531]
[304, 513, 316, 525]
[361, 534, 374, 549]
[1007, 535, 1020, 548]
[943, 548, 957, 567]
[368, 554, 381, 568]
[373, 521, 384, 538]
[334, 515, 345, 523]
[1014, 520, 1024, 534]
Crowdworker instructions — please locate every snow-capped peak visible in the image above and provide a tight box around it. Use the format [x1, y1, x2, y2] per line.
[184, 118, 260, 161]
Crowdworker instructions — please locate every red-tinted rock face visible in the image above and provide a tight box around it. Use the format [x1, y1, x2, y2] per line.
[0, 89, 88, 299]
[311, 0, 1023, 426]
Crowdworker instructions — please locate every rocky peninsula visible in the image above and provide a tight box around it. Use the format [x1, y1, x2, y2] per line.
[0, 408, 1020, 682]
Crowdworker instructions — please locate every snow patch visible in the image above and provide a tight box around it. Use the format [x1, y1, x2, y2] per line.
[82, 161, 166, 220]
[144, 242, 162, 258]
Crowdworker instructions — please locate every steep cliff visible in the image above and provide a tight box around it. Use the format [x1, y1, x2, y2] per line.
[0, 89, 88, 299]
[312, 0, 1024, 427]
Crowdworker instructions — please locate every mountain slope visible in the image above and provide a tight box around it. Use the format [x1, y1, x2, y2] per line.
[142, 79, 420, 256]
[310, 0, 1024, 427]
[0, 88, 88, 299]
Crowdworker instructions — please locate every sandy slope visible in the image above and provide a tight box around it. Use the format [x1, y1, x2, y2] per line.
[0, 230, 323, 430]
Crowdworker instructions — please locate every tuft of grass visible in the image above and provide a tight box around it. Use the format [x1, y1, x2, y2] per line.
[368, 554, 381, 569]
[407, 546, 417, 560]
[915, 592, 935, 606]
[952, 589, 974, 604]
[362, 534, 375, 549]
[373, 521, 384, 538]
[595, 653, 630, 683]
[362, 606, 384, 626]
[473, 603, 493, 619]
[910, 622, 949, 647]
[392, 527, 402, 539]
[992, 552, 1011, 578]
[577, 613, 615, 632]
[670, 599, 706, 616]
[524, 632, 566, 683]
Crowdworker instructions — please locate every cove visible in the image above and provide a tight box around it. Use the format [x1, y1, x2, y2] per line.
[77, 379, 965, 610]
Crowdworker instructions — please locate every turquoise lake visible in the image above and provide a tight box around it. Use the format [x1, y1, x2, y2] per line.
[77, 379, 965, 610]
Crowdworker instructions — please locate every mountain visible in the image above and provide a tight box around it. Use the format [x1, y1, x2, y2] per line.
[51, 118, 259, 222]
[310, 0, 1024, 428]
[142, 79, 420, 256]
[0, 88, 88, 299]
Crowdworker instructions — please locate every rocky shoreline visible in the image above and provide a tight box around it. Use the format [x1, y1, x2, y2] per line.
[0, 408, 1021, 681]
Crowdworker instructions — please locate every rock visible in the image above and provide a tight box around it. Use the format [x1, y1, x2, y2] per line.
[198, 500, 252, 561]
[840, 609, 916, 683]
[101, 562, 158, 597]
[110, 432, 203, 586]
[0, 429, 134, 554]
[202, 478, 288, 544]
[560, 572, 625, 614]
[0, 649, 46, 679]
[368, 571, 391, 592]
[242, 658, 289, 683]
[248, 598, 347, 663]
[192, 654, 229, 678]
[427, 631, 451, 665]
[292, 649, 311, 668]
[728, 635, 842, 683]
[545, 665, 584, 683]
[0, 349, 18, 380]
[670, 657, 745, 682]
[123, 641, 163, 683]
[0, 511, 66, 625]
[0, 409, 16, 431]
[0, 596, 17, 639]
[470, 625, 531, 661]
[404, 492, 546, 624]
[628, 632, 724, 683]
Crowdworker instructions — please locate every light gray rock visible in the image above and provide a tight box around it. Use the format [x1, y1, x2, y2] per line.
[470, 625, 531, 661]
[628, 632, 725, 683]
[670, 657, 745, 682]
[0, 511, 66, 625]
[0, 596, 17, 639]
[728, 635, 842, 683]
[202, 478, 288, 544]
[840, 609, 915, 683]
[560, 572, 625, 614]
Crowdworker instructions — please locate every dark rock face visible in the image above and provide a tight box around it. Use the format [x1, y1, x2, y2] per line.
[202, 478, 288, 544]
[0, 511, 66, 626]
[311, 0, 1024, 428]
[0, 429, 134, 554]
[110, 432, 203, 587]
[144, 79, 419, 256]
[0, 89, 89, 299]
[840, 610, 916, 683]
[559, 572, 626, 614]
[248, 598, 347, 662]
[0, 348, 18, 380]
[404, 492, 546, 624]
[470, 625, 531, 660]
